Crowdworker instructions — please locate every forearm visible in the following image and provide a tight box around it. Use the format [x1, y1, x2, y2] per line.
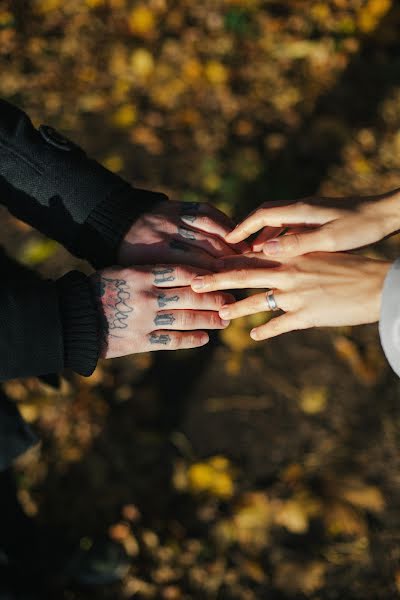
[0, 99, 166, 267]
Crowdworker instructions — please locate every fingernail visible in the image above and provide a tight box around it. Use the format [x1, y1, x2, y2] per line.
[221, 319, 231, 327]
[250, 328, 259, 340]
[181, 215, 195, 225]
[192, 277, 204, 290]
[219, 308, 230, 319]
[263, 240, 280, 255]
[200, 333, 209, 345]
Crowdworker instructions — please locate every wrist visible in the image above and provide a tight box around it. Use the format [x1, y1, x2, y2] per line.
[89, 273, 110, 359]
[375, 260, 393, 322]
[375, 188, 400, 235]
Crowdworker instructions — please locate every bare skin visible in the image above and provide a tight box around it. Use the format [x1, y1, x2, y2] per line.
[191, 252, 391, 341]
[224, 188, 400, 257]
[91, 264, 233, 358]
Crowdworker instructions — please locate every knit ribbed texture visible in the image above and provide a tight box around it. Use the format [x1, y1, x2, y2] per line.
[56, 271, 100, 377]
[80, 186, 168, 268]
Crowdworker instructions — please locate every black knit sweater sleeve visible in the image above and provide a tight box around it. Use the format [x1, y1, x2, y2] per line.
[0, 270, 100, 381]
[0, 99, 167, 268]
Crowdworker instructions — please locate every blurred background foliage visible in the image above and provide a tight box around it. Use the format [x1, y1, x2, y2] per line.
[2, 0, 400, 598]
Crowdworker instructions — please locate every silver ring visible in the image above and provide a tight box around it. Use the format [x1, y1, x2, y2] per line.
[266, 290, 279, 311]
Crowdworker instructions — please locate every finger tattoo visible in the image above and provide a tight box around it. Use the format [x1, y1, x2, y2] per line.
[157, 293, 180, 308]
[154, 313, 176, 326]
[149, 333, 171, 345]
[178, 226, 196, 240]
[153, 267, 175, 284]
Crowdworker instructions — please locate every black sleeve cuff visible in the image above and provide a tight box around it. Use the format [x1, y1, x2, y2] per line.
[78, 187, 167, 269]
[56, 271, 101, 377]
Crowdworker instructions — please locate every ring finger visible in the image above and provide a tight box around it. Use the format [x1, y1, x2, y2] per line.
[219, 290, 296, 320]
[154, 288, 235, 311]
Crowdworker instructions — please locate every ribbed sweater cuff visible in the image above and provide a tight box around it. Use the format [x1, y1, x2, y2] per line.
[79, 186, 168, 268]
[56, 271, 100, 377]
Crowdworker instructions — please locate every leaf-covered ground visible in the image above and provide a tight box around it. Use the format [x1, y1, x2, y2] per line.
[1, 1, 400, 598]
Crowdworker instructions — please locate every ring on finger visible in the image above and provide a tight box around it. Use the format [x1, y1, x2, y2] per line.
[266, 289, 280, 312]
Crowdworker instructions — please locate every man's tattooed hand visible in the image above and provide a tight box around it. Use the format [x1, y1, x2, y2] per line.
[91, 264, 230, 359]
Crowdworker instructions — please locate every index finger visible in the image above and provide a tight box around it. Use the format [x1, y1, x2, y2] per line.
[225, 202, 333, 244]
[191, 267, 286, 292]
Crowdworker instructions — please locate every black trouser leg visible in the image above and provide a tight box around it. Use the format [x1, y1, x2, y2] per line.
[0, 468, 37, 565]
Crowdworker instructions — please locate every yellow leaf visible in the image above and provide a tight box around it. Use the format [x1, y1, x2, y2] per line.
[85, 0, 104, 7]
[18, 238, 58, 265]
[128, 6, 156, 35]
[358, 0, 391, 33]
[19, 403, 39, 424]
[0, 11, 14, 27]
[341, 484, 385, 513]
[275, 561, 326, 595]
[211, 472, 234, 500]
[103, 154, 124, 173]
[182, 59, 203, 81]
[130, 49, 155, 79]
[187, 456, 235, 500]
[311, 3, 331, 23]
[299, 386, 328, 414]
[324, 501, 366, 537]
[275, 500, 309, 534]
[187, 463, 215, 493]
[34, 0, 61, 14]
[112, 104, 137, 128]
[202, 173, 221, 192]
[205, 61, 228, 85]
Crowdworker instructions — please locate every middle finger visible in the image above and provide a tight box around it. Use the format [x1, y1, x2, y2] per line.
[154, 288, 235, 311]
[153, 310, 230, 330]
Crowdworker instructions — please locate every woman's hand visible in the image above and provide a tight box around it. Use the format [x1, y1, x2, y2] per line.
[191, 253, 391, 341]
[225, 189, 400, 258]
[91, 264, 233, 358]
[118, 199, 248, 270]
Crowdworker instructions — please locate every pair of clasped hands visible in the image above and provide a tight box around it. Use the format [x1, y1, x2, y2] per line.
[99, 188, 399, 358]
